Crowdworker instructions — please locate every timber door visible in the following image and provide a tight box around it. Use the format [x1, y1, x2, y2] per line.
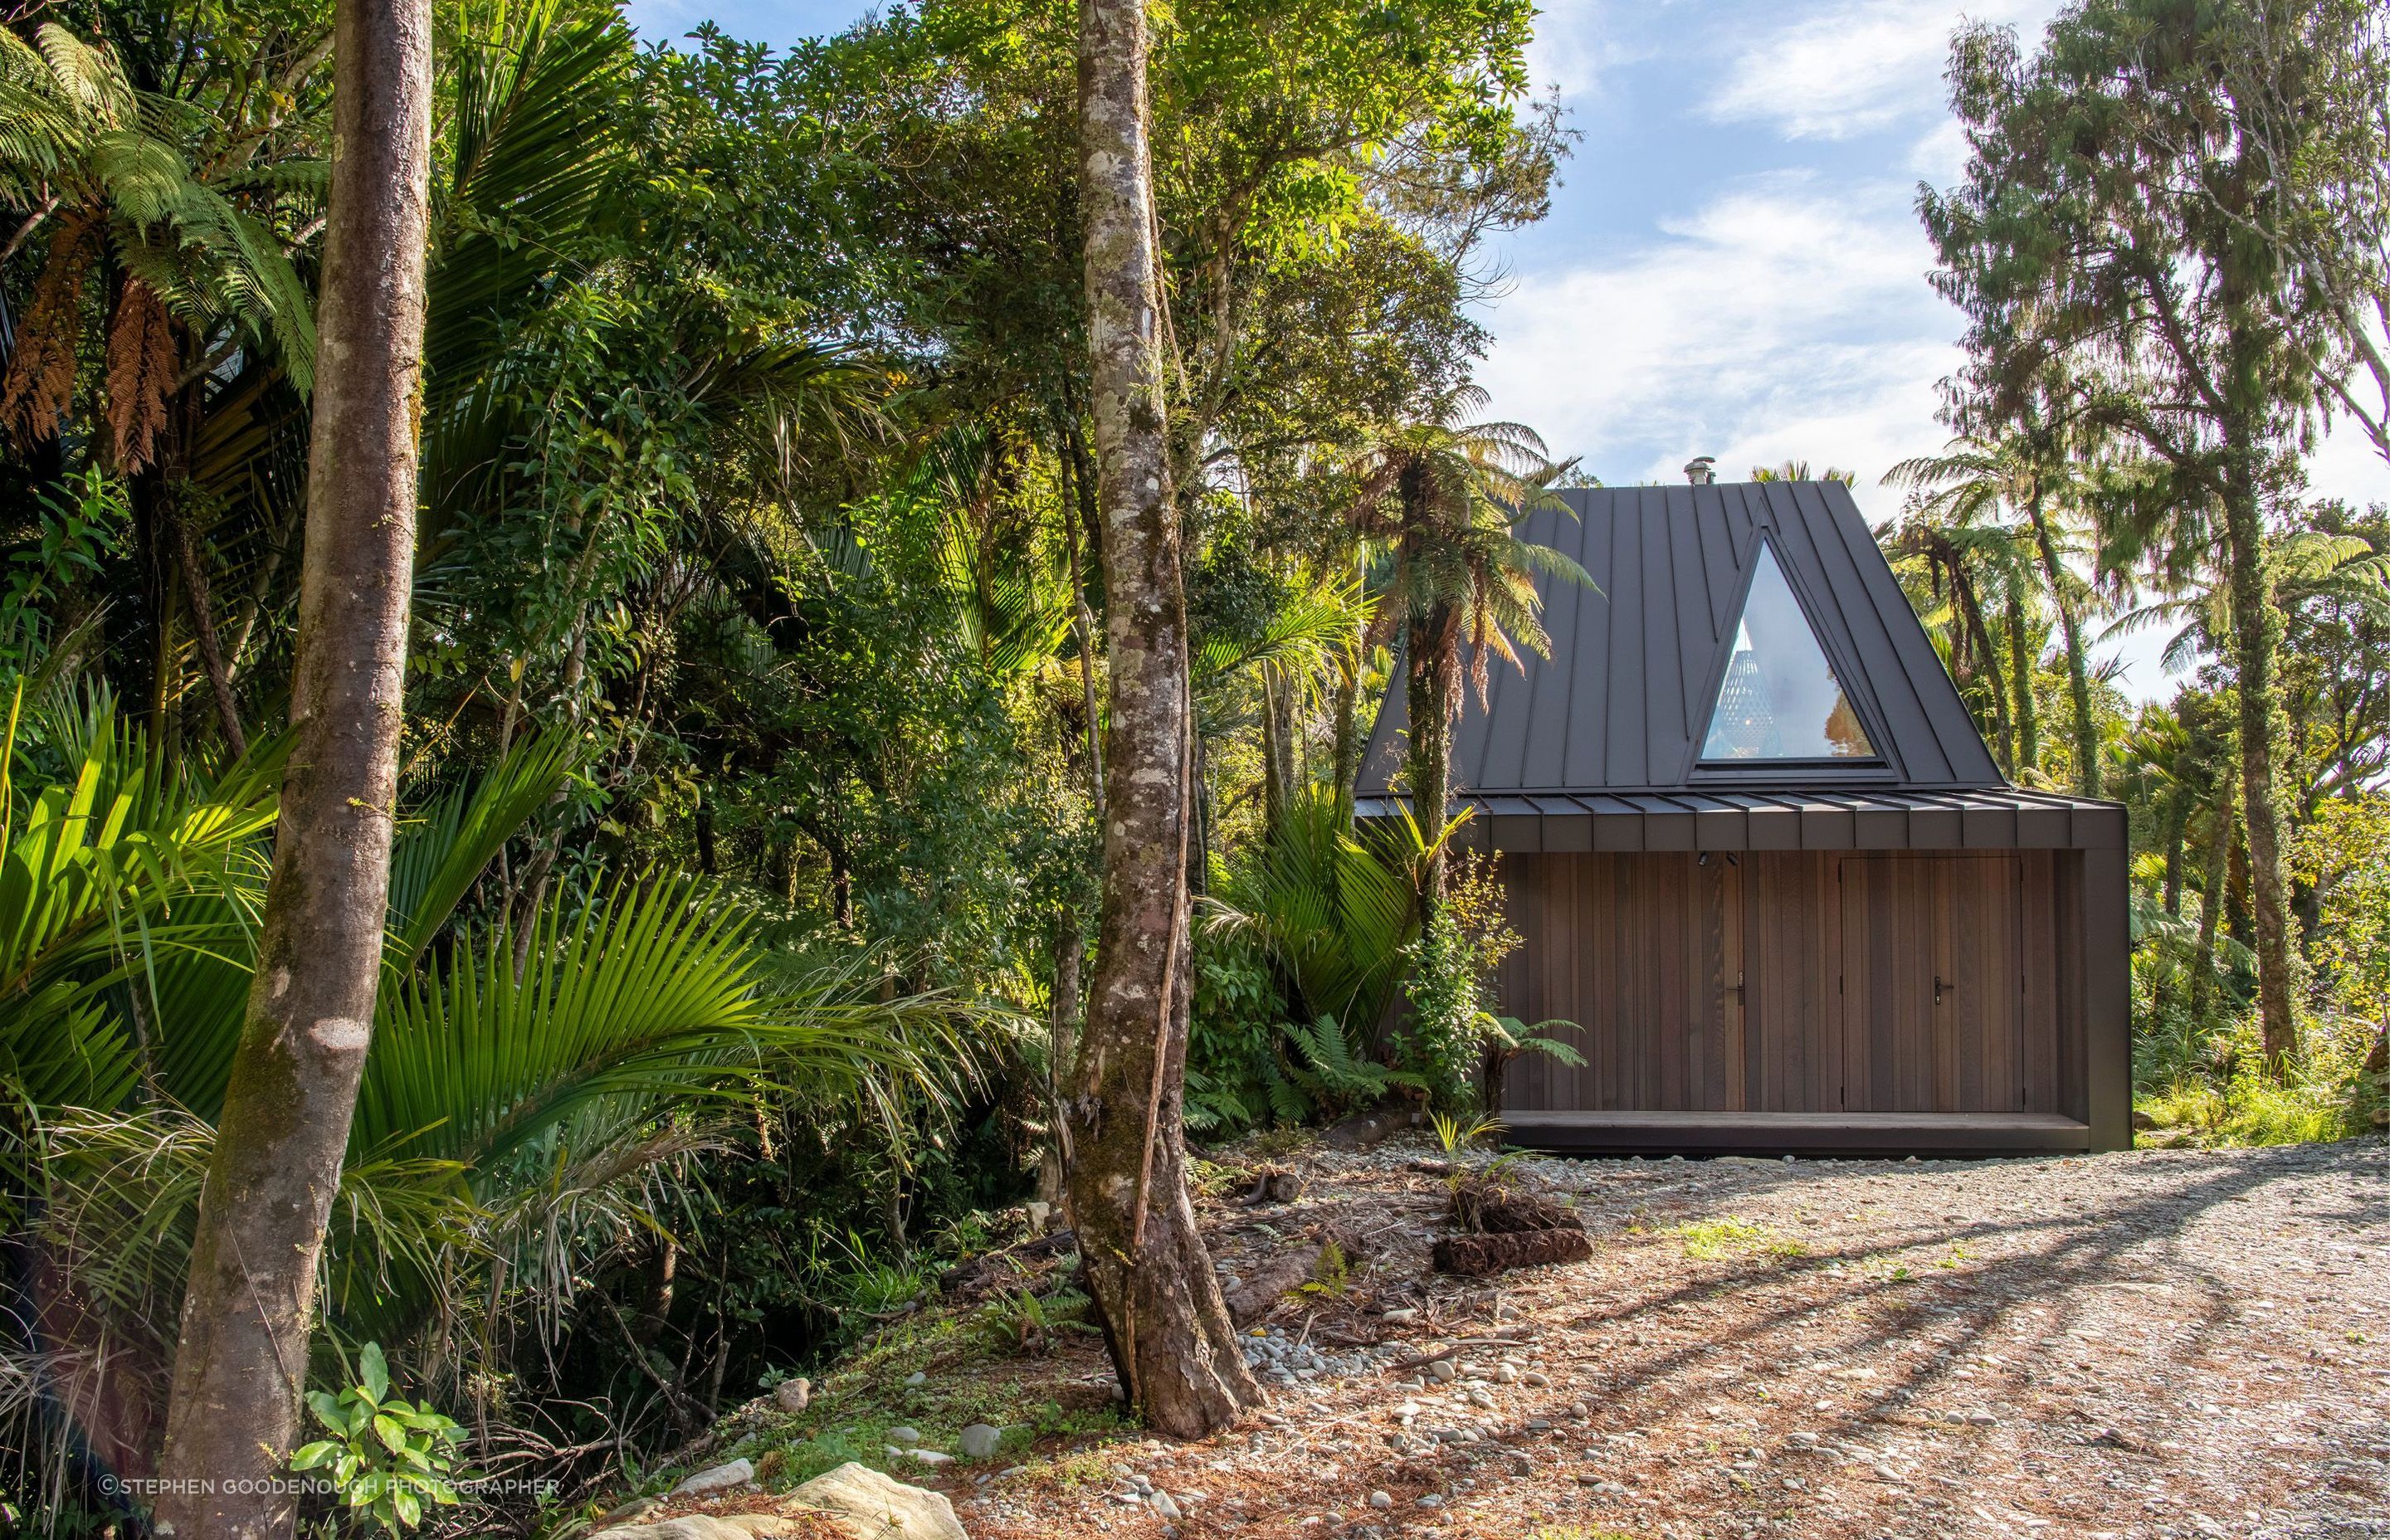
[1840, 855, 2031, 1112]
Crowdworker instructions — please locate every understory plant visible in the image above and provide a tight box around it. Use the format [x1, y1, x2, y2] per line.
[2136, 1010, 2385, 1147]
[1397, 855, 1580, 1111]
[1190, 792, 1433, 1131]
[290, 1344, 465, 1533]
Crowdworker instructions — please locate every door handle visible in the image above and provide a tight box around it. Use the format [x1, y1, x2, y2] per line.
[1934, 974, 1951, 1005]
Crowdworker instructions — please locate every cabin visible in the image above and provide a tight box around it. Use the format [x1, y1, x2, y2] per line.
[1356, 478, 2130, 1157]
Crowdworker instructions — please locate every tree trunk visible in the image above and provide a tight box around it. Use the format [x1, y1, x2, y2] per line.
[2220, 459, 2299, 1070]
[152, 0, 433, 1533]
[2151, 778, 2190, 1024]
[1329, 655, 1361, 831]
[2006, 589, 2040, 778]
[2190, 771, 2235, 1029]
[1404, 601, 1458, 908]
[1953, 563, 2012, 775]
[2023, 495, 2099, 798]
[1061, 0, 1259, 1440]
[154, 373, 250, 759]
[1260, 670, 1295, 841]
[694, 788, 718, 875]
[1040, 906, 1081, 1215]
[1061, 463, 1106, 824]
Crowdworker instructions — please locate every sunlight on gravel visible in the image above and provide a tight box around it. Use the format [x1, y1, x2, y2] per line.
[956, 1136, 2390, 1540]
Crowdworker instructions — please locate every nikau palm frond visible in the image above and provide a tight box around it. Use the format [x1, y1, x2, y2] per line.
[0, 699, 978, 1400]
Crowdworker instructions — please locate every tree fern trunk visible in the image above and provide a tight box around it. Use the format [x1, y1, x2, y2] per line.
[1405, 601, 1457, 910]
[2024, 494, 2099, 798]
[2005, 589, 2040, 778]
[2190, 771, 2235, 1029]
[2221, 446, 2300, 1071]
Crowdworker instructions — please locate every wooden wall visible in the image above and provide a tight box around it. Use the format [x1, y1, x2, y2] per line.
[1496, 850, 2086, 1119]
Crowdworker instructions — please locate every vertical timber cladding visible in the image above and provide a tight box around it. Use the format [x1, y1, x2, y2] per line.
[1493, 852, 1744, 1113]
[1497, 850, 2080, 1118]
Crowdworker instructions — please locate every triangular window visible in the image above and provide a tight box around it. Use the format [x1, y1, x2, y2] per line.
[1700, 543, 1875, 761]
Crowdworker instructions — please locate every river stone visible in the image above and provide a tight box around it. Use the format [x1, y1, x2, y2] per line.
[958, 1423, 1005, 1459]
[589, 1518, 802, 1540]
[786, 1461, 968, 1540]
[670, 1459, 755, 1497]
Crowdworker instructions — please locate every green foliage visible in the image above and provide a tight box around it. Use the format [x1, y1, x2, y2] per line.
[1395, 855, 1577, 1110]
[0, 470, 125, 669]
[1398, 903, 1488, 1110]
[974, 1285, 1093, 1355]
[1209, 790, 1423, 1031]
[1429, 1109, 1502, 1157]
[1193, 791, 1434, 1132]
[1284, 1015, 1419, 1110]
[289, 1344, 466, 1533]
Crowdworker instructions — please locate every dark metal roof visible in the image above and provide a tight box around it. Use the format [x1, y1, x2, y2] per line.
[1357, 480, 2012, 800]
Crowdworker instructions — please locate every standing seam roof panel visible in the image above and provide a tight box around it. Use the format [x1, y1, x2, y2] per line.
[1354, 480, 2012, 798]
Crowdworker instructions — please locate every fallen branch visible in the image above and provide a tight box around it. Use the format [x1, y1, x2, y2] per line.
[1225, 1226, 1366, 1325]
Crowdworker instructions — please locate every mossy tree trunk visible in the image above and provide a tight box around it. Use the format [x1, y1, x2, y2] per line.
[2151, 776, 2191, 1023]
[2220, 444, 2300, 1070]
[2190, 768, 2236, 1029]
[1061, 0, 1260, 1440]
[1329, 658, 1361, 831]
[2022, 490, 2100, 798]
[1953, 558, 2012, 774]
[1398, 457, 1460, 908]
[1404, 597, 1458, 908]
[2006, 588, 2040, 777]
[151, 0, 434, 1533]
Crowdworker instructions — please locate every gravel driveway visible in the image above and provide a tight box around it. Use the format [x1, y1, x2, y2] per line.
[963, 1138, 2390, 1540]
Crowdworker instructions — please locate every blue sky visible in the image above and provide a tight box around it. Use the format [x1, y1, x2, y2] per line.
[622, 0, 2390, 700]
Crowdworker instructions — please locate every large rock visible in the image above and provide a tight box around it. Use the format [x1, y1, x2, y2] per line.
[786, 1461, 967, 1540]
[671, 1458, 755, 1497]
[589, 1518, 802, 1540]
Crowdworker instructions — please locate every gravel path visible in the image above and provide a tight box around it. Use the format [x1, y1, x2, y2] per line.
[963, 1138, 2390, 1540]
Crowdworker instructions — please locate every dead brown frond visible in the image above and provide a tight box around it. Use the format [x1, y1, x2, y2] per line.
[105, 276, 178, 470]
[0, 214, 97, 440]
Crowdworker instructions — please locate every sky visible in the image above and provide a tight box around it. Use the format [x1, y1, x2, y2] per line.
[622, 0, 2390, 701]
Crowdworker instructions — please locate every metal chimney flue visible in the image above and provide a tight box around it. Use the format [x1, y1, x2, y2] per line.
[1684, 456, 1716, 486]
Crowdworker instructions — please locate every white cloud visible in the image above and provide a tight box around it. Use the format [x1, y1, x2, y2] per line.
[1520, 0, 1656, 105]
[1478, 173, 1957, 512]
[1705, 0, 2061, 141]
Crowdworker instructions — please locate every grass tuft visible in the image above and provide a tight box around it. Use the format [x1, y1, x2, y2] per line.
[1673, 1216, 1805, 1261]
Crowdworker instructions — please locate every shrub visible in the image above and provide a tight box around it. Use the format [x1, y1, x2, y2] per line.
[1397, 855, 1580, 1111]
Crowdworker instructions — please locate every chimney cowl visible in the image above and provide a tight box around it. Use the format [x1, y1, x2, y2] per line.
[1684, 456, 1716, 486]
